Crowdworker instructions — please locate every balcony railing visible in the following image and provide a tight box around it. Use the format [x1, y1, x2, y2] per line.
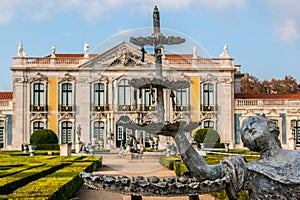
[200, 105, 218, 111]
[30, 105, 48, 112]
[235, 99, 287, 107]
[58, 105, 74, 112]
[174, 105, 191, 112]
[92, 105, 111, 112]
[138, 105, 156, 111]
[118, 105, 137, 111]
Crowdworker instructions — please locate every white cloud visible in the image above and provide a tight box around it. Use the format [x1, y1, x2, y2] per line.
[275, 19, 299, 43]
[0, 0, 246, 25]
[265, 0, 300, 43]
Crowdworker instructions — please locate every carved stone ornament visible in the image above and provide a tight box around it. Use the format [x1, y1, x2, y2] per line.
[77, 78, 90, 85]
[200, 74, 218, 83]
[93, 74, 108, 83]
[30, 72, 47, 82]
[59, 113, 73, 121]
[101, 51, 150, 67]
[92, 113, 107, 121]
[14, 77, 28, 84]
[58, 73, 75, 83]
[31, 113, 46, 121]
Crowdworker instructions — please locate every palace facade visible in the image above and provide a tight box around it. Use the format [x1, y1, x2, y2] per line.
[1, 41, 299, 150]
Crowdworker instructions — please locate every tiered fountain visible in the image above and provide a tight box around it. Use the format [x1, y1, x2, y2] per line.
[80, 6, 229, 200]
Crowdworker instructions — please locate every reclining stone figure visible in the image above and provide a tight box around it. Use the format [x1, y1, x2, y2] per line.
[166, 115, 300, 199]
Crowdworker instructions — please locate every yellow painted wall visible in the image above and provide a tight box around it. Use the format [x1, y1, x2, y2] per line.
[190, 77, 200, 122]
[48, 77, 58, 134]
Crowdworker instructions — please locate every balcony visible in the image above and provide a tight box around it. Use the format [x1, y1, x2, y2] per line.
[200, 105, 218, 112]
[58, 105, 74, 112]
[138, 105, 156, 111]
[174, 105, 191, 112]
[118, 105, 137, 111]
[30, 105, 48, 112]
[92, 105, 111, 112]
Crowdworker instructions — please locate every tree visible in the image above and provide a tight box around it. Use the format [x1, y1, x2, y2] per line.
[240, 74, 299, 94]
[240, 73, 263, 94]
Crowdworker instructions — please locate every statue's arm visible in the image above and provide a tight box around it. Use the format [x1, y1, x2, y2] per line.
[174, 132, 222, 181]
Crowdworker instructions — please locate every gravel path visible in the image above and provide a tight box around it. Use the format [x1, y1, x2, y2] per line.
[72, 157, 218, 200]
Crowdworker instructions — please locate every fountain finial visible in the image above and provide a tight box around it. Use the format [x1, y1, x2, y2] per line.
[153, 6, 161, 36]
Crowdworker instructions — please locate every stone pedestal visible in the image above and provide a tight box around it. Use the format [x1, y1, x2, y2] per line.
[75, 142, 82, 154]
[60, 143, 72, 156]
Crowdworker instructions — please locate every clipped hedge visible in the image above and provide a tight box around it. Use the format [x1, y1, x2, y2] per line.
[30, 129, 58, 145]
[6, 157, 101, 200]
[0, 163, 65, 195]
[173, 160, 188, 176]
[159, 156, 181, 170]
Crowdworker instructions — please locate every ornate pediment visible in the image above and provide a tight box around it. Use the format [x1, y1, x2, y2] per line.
[79, 41, 154, 69]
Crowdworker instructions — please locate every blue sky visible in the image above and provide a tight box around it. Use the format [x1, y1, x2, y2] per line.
[1, 0, 300, 91]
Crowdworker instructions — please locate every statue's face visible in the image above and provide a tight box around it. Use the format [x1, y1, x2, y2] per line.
[241, 116, 270, 152]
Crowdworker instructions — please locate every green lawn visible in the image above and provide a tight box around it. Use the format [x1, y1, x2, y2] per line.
[0, 151, 101, 200]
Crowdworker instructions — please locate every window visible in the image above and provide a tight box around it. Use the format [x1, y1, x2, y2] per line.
[118, 80, 131, 107]
[143, 88, 154, 110]
[117, 126, 123, 140]
[204, 121, 214, 128]
[291, 120, 300, 146]
[0, 120, 4, 148]
[126, 128, 132, 139]
[33, 121, 44, 132]
[176, 89, 189, 111]
[62, 83, 72, 106]
[61, 121, 72, 143]
[94, 83, 104, 106]
[203, 83, 214, 111]
[33, 83, 44, 105]
[94, 121, 104, 140]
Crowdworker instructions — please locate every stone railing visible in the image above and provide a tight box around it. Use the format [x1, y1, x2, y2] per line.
[164, 58, 233, 66]
[13, 57, 88, 66]
[235, 99, 296, 108]
[0, 100, 13, 111]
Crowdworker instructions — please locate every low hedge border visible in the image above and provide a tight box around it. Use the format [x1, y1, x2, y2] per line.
[5, 157, 101, 200]
[0, 163, 66, 195]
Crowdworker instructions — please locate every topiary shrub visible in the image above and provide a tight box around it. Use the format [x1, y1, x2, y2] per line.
[30, 129, 58, 145]
[193, 128, 222, 148]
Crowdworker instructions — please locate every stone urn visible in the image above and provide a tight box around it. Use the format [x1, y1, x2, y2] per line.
[28, 144, 36, 156]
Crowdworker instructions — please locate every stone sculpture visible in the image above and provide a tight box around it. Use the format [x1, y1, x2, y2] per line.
[80, 5, 300, 199]
[81, 116, 300, 199]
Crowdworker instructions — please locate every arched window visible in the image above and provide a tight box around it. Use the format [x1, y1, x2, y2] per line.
[203, 83, 214, 111]
[94, 121, 104, 140]
[33, 121, 44, 132]
[33, 83, 44, 105]
[118, 80, 131, 110]
[204, 120, 214, 128]
[61, 121, 72, 143]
